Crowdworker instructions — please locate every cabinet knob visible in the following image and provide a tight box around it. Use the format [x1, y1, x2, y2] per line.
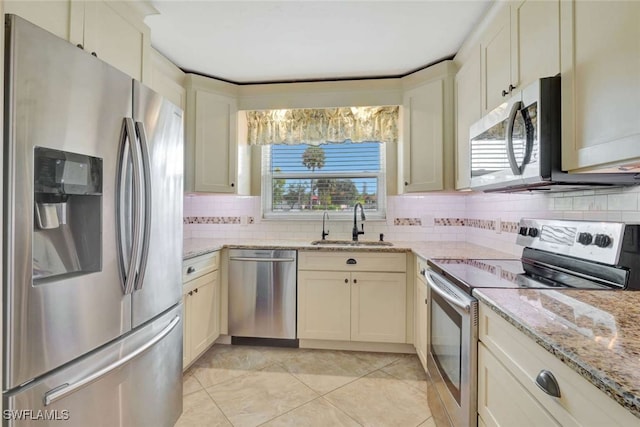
[420, 268, 426, 276]
[188, 291, 193, 296]
[502, 89, 509, 97]
[231, 182, 235, 187]
[535, 370, 561, 398]
[508, 84, 517, 93]
[404, 181, 409, 186]
[91, 52, 97, 57]
[76, 43, 84, 49]
[194, 288, 199, 293]
[345, 278, 349, 283]
[424, 298, 428, 305]
[187, 266, 196, 274]
[353, 279, 357, 284]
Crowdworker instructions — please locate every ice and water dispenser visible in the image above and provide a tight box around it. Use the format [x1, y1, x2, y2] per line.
[33, 147, 102, 281]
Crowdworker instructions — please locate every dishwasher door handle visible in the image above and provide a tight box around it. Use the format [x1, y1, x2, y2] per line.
[229, 257, 296, 262]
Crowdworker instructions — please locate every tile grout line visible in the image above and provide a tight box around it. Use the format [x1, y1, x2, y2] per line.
[202, 385, 235, 427]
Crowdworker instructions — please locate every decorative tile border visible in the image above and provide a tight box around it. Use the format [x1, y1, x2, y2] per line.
[434, 217, 519, 234]
[434, 218, 466, 227]
[184, 216, 241, 225]
[394, 218, 422, 226]
[501, 221, 520, 234]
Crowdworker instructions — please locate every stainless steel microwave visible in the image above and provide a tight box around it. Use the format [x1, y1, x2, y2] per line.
[469, 76, 638, 192]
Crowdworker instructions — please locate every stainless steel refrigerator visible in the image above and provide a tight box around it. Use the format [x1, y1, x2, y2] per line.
[3, 15, 184, 426]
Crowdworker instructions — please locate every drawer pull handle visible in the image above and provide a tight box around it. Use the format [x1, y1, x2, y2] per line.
[535, 370, 561, 398]
[346, 258, 357, 265]
[187, 267, 196, 274]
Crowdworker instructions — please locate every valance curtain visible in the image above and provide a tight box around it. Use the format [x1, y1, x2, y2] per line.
[245, 106, 399, 146]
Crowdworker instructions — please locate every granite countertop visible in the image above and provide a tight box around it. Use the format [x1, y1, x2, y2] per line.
[183, 237, 514, 260]
[474, 288, 640, 419]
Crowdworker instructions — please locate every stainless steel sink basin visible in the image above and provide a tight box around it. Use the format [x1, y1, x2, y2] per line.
[310, 240, 393, 247]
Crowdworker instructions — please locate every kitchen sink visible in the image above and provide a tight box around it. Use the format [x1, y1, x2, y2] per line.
[310, 240, 393, 247]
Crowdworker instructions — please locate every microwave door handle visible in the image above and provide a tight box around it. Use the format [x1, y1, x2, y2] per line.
[506, 101, 524, 175]
[425, 270, 471, 313]
[116, 118, 142, 295]
[133, 121, 152, 291]
[520, 106, 535, 167]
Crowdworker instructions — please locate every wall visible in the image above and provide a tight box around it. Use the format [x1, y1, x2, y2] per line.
[185, 185, 640, 256]
[184, 193, 467, 242]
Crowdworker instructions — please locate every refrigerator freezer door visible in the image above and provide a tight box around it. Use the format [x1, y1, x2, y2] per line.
[131, 82, 183, 328]
[3, 304, 183, 427]
[4, 15, 132, 389]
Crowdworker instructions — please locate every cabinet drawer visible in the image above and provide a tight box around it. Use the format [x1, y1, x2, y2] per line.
[479, 303, 638, 426]
[298, 251, 406, 272]
[183, 251, 220, 282]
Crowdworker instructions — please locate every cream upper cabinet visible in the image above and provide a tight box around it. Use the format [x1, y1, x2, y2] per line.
[455, 47, 482, 190]
[150, 49, 186, 110]
[185, 74, 239, 193]
[5, 0, 153, 83]
[400, 62, 455, 193]
[560, 0, 640, 172]
[480, 0, 559, 114]
[4, 0, 78, 41]
[481, 5, 513, 114]
[79, 1, 152, 84]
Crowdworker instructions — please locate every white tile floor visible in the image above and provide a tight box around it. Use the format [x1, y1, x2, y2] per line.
[178, 345, 436, 427]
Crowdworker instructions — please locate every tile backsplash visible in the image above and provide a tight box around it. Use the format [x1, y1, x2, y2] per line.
[184, 185, 640, 256]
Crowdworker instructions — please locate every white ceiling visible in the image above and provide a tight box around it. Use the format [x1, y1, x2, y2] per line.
[147, 1, 492, 84]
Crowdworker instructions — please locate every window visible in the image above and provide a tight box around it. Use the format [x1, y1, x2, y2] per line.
[262, 141, 386, 219]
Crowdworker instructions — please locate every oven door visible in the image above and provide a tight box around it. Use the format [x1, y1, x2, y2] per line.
[425, 269, 478, 427]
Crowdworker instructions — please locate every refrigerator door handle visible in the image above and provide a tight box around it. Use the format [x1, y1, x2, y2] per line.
[117, 118, 143, 295]
[43, 315, 180, 406]
[134, 121, 152, 290]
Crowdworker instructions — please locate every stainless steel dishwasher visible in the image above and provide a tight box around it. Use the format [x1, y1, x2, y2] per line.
[228, 249, 297, 344]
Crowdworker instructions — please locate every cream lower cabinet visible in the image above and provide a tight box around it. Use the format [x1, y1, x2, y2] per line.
[183, 252, 221, 369]
[478, 302, 639, 427]
[297, 251, 407, 344]
[414, 257, 428, 369]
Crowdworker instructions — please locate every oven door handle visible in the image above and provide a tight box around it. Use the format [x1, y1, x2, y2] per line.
[425, 270, 471, 313]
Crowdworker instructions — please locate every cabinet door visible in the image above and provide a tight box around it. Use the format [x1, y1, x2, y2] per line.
[414, 275, 428, 368]
[478, 343, 561, 427]
[82, 0, 151, 83]
[561, 0, 640, 172]
[182, 294, 191, 369]
[298, 271, 351, 341]
[455, 48, 482, 190]
[481, 5, 512, 114]
[189, 272, 220, 358]
[402, 79, 445, 192]
[194, 90, 238, 193]
[512, 0, 559, 91]
[351, 272, 406, 343]
[4, 0, 75, 41]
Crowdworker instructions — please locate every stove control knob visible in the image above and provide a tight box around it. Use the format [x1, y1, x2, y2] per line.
[519, 226, 528, 236]
[528, 228, 539, 238]
[594, 234, 612, 248]
[577, 232, 593, 245]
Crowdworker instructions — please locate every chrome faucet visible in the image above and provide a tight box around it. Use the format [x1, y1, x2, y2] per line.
[321, 211, 330, 240]
[352, 202, 366, 241]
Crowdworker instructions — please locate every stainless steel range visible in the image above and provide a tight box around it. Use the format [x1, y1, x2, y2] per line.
[423, 218, 640, 427]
